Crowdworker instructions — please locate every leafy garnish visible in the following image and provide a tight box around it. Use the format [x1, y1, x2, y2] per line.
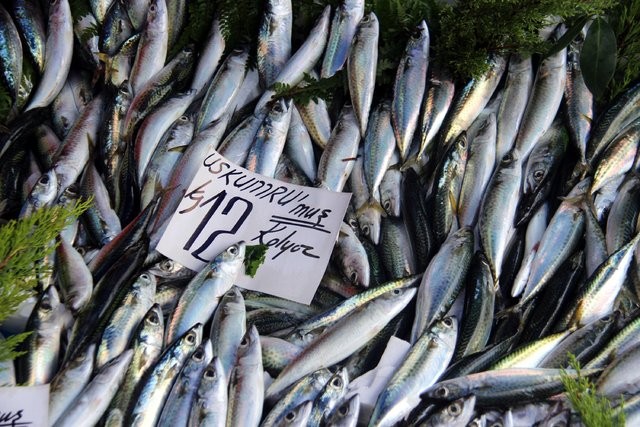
[169, 0, 217, 58]
[244, 244, 269, 278]
[273, 71, 345, 104]
[561, 353, 625, 427]
[0, 199, 92, 362]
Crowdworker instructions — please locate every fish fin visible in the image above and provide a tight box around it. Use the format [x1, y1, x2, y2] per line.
[449, 190, 458, 218]
[97, 52, 110, 64]
[167, 145, 188, 153]
[580, 113, 594, 124]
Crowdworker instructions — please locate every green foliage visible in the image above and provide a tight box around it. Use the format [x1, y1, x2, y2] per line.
[606, 0, 640, 102]
[561, 353, 625, 427]
[217, 0, 261, 50]
[0, 332, 30, 362]
[0, 200, 91, 362]
[436, 0, 617, 79]
[68, 0, 93, 20]
[273, 71, 345, 104]
[244, 244, 269, 278]
[169, 0, 217, 58]
[581, 17, 617, 99]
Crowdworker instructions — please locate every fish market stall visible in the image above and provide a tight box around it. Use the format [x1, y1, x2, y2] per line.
[1, 0, 639, 425]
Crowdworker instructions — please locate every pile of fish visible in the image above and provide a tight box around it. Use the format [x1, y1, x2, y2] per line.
[2, 0, 640, 425]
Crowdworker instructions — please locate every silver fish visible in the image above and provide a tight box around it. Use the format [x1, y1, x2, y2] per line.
[165, 242, 246, 347]
[411, 227, 473, 342]
[258, 0, 292, 88]
[127, 323, 203, 426]
[227, 325, 264, 427]
[495, 55, 533, 163]
[392, 21, 429, 161]
[53, 350, 133, 427]
[316, 105, 361, 192]
[370, 317, 458, 426]
[245, 98, 293, 178]
[129, 0, 168, 94]
[321, 0, 364, 78]
[348, 12, 379, 136]
[266, 287, 416, 401]
[25, 0, 73, 111]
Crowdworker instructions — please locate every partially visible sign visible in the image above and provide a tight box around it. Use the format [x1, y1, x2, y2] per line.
[0, 384, 49, 427]
[158, 150, 351, 304]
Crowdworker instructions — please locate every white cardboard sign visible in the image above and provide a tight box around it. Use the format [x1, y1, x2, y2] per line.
[157, 150, 351, 304]
[0, 384, 49, 427]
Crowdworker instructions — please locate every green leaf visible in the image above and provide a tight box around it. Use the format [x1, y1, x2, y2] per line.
[561, 353, 625, 427]
[244, 244, 268, 278]
[546, 15, 591, 56]
[581, 17, 617, 99]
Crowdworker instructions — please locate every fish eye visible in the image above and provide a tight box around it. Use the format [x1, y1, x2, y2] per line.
[141, 273, 150, 281]
[274, 103, 284, 113]
[383, 200, 390, 210]
[193, 348, 204, 361]
[392, 289, 401, 295]
[40, 299, 52, 311]
[284, 411, 296, 422]
[148, 312, 160, 325]
[435, 386, 448, 398]
[503, 153, 513, 162]
[240, 336, 249, 347]
[186, 332, 197, 344]
[349, 218, 358, 229]
[205, 367, 216, 378]
[39, 175, 50, 185]
[533, 169, 545, 181]
[180, 115, 188, 121]
[443, 317, 453, 327]
[227, 245, 239, 256]
[448, 403, 461, 415]
[331, 377, 343, 388]
[362, 225, 370, 235]
[149, 4, 157, 13]
[338, 404, 349, 416]
[349, 271, 358, 283]
[161, 260, 173, 271]
[362, 15, 371, 23]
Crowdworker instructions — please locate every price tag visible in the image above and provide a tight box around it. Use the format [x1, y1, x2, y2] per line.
[0, 384, 49, 427]
[158, 150, 351, 304]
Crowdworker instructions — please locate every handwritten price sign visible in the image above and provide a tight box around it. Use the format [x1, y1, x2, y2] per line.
[0, 385, 48, 427]
[157, 150, 351, 304]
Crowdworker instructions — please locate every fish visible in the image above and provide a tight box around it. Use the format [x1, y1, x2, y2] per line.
[258, 0, 293, 88]
[166, 242, 245, 346]
[348, 12, 379, 136]
[25, 0, 73, 111]
[392, 21, 429, 161]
